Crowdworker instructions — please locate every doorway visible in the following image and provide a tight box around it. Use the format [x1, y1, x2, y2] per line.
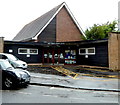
[42, 49, 64, 65]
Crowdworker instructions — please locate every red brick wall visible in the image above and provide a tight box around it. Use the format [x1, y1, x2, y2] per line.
[56, 7, 83, 42]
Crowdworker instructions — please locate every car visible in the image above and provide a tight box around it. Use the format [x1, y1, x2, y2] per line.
[0, 53, 27, 69]
[0, 59, 30, 89]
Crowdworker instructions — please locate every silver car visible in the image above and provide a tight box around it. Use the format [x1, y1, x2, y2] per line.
[0, 53, 27, 69]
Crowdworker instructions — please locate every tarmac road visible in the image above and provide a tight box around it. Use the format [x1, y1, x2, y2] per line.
[2, 85, 119, 103]
[1, 67, 120, 104]
[30, 72, 119, 92]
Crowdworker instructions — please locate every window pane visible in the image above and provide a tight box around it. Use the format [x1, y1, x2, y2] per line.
[19, 49, 27, 53]
[30, 49, 38, 54]
[80, 49, 85, 53]
[88, 49, 95, 53]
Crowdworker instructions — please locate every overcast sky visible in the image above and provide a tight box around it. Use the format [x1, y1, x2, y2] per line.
[0, 0, 119, 40]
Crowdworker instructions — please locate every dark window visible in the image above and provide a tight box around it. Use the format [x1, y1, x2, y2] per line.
[0, 65, 2, 69]
[18, 48, 38, 54]
[19, 49, 27, 54]
[2, 55, 7, 59]
[30, 49, 38, 54]
[79, 47, 95, 55]
[88, 49, 94, 53]
[80, 49, 86, 54]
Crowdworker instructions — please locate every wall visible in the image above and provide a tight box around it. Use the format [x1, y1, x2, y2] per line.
[77, 42, 108, 67]
[56, 7, 83, 42]
[108, 32, 120, 70]
[0, 37, 4, 53]
[37, 17, 56, 43]
[4, 40, 109, 67]
[4, 43, 42, 63]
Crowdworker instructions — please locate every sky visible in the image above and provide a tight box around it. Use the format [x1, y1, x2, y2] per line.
[0, 0, 119, 40]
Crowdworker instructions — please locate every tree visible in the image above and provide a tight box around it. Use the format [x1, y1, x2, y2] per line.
[84, 21, 117, 40]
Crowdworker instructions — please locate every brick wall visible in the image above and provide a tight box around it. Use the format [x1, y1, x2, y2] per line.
[108, 33, 120, 70]
[56, 7, 83, 42]
[0, 37, 4, 53]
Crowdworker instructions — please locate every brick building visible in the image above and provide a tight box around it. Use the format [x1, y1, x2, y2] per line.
[2, 2, 120, 70]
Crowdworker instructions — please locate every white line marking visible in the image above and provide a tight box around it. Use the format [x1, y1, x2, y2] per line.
[70, 97, 86, 100]
[42, 94, 58, 98]
[50, 87, 71, 91]
[18, 92, 32, 95]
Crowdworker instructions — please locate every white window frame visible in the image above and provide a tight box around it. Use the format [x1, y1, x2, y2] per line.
[79, 47, 95, 55]
[18, 48, 38, 55]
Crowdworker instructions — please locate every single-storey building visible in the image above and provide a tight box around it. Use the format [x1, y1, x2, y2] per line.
[0, 2, 120, 70]
[4, 39, 108, 67]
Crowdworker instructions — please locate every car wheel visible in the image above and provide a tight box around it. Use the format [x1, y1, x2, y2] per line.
[4, 77, 13, 89]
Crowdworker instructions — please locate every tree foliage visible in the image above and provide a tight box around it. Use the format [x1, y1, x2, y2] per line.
[84, 21, 117, 40]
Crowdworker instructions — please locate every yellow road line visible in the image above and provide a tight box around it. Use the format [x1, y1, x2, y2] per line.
[51, 66, 119, 81]
[51, 66, 79, 79]
[75, 67, 109, 72]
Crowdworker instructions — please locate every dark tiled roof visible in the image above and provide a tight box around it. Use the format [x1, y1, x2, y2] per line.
[13, 3, 62, 41]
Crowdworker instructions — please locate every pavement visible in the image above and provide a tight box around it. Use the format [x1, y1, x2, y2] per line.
[29, 71, 120, 92]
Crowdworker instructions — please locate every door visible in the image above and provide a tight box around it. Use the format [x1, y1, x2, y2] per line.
[42, 49, 64, 65]
[43, 49, 53, 64]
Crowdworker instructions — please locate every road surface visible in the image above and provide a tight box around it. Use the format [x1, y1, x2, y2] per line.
[1, 85, 119, 103]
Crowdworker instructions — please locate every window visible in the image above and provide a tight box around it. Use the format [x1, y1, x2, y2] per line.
[19, 49, 27, 54]
[0, 55, 7, 59]
[79, 48, 86, 54]
[18, 48, 38, 54]
[79, 47, 95, 55]
[0, 65, 1, 69]
[65, 50, 76, 65]
[30, 49, 38, 54]
[88, 48, 95, 54]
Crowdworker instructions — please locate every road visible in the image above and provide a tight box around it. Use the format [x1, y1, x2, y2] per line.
[30, 72, 119, 91]
[1, 85, 119, 103]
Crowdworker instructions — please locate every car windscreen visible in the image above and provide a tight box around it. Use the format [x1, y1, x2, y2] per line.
[7, 54, 19, 61]
[0, 61, 14, 70]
